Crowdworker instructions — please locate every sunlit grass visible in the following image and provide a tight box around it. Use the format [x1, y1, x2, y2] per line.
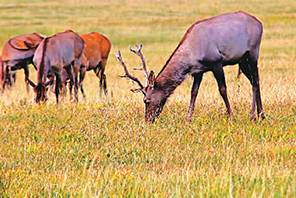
[0, 0, 296, 197]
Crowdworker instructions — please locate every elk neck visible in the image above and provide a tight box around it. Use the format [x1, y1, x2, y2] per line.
[155, 51, 191, 98]
[37, 37, 48, 85]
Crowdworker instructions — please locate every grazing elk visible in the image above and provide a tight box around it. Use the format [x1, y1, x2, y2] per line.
[1, 33, 44, 92]
[115, 11, 265, 122]
[61, 32, 111, 98]
[26, 30, 84, 104]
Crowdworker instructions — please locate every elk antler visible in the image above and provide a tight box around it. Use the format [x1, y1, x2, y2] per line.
[115, 50, 144, 92]
[26, 76, 36, 87]
[129, 43, 149, 85]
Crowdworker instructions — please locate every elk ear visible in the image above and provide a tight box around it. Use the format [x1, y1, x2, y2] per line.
[26, 77, 36, 87]
[148, 70, 155, 87]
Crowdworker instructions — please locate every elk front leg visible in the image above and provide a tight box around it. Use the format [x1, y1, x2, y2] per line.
[64, 66, 75, 101]
[212, 64, 233, 117]
[188, 73, 203, 118]
[2, 63, 9, 92]
[23, 64, 30, 93]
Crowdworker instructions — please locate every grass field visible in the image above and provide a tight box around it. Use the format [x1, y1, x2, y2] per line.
[0, 0, 296, 197]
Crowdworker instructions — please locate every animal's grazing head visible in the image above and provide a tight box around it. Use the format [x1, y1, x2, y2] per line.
[115, 44, 166, 122]
[142, 71, 168, 122]
[33, 83, 48, 103]
[26, 77, 51, 104]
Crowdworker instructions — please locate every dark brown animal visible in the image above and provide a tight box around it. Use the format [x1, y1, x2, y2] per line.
[1, 33, 44, 92]
[26, 30, 84, 103]
[115, 11, 265, 122]
[61, 32, 111, 98]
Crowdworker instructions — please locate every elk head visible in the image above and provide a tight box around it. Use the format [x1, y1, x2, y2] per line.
[26, 77, 52, 104]
[115, 44, 166, 122]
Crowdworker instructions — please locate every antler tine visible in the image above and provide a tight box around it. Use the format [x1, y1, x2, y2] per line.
[115, 51, 144, 90]
[129, 43, 149, 85]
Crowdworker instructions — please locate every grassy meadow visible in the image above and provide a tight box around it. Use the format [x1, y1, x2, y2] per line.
[0, 0, 296, 197]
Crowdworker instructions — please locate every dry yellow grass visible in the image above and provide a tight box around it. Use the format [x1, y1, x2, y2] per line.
[0, 0, 295, 197]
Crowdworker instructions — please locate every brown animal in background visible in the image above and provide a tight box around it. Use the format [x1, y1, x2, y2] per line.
[1, 33, 44, 92]
[62, 32, 111, 98]
[79, 32, 111, 97]
[115, 11, 265, 122]
[26, 30, 84, 103]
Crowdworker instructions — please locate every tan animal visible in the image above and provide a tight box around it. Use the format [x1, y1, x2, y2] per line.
[1, 33, 44, 92]
[26, 30, 84, 103]
[116, 11, 265, 122]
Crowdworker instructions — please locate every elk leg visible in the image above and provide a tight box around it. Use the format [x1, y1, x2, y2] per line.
[2, 64, 9, 91]
[95, 61, 108, 98]
[12, 72, 16, 84]
[23, 64, 30, 93]
[249, 59, 264, 120]
[73, 64, 79, 102]
[102, 74, 108, 99]
[98, 69, 103, 97]
[239, 53, 265, 120]
[188, 72, 203, 118]
[212, 64, 233, 116]
[64, 66, 74, 101]
[79, 66, 86, 98]
[0, 63, 4, 92]
[94, 66, 104, 97]
[55, 73, 61, 104]
[100, 59, 108, 98]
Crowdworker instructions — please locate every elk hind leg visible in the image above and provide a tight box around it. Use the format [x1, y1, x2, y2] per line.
[100, 59, 108, 99]
[64, 66, 75, 101]
[55, 73, 61, 104]
[79, 66, 86, 98]
[239, 52, 265, 120]
[23, 64, 30, 93]
[102, 74, 108, 99]
[95, 60, 108, 99]
[72, 61, 80, 102]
